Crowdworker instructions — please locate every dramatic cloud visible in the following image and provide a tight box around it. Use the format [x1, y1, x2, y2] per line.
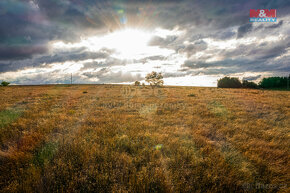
[178, 40, 208, 57]
[266, 20, 283, 28]
[0, 0, 289, 86]
[237, 24, 253, 38]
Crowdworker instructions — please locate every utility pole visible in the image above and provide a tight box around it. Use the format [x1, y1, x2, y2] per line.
[71, 73, 72, 85]
[287, 74, 289, 90]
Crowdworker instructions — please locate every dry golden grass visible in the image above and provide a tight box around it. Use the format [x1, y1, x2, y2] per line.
[0, 85, 289, 192]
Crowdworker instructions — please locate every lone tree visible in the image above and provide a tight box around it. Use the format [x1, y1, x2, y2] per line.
[145, 71, 164, 87]
[134, 81, 140, 86]
[217, 77, 242, 88]
[1, 81, 10, 86]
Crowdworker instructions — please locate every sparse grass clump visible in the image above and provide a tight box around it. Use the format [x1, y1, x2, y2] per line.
[187, 93, 196, 97]
[0, 109, 22, 128]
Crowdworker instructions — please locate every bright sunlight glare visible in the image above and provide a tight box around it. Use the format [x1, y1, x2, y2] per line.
[106, 29, 152, 59]
[86, 29, 153, 60]
[52, 28, 174, 60]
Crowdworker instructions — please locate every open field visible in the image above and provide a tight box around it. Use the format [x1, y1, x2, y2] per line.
[0, 85, 289, 192]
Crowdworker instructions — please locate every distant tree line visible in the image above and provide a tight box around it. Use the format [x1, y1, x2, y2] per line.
[259, 77, 289, 88]
[217, 76, 289, 89]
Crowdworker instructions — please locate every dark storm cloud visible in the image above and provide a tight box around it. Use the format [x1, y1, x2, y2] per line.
[37, 50, 110, 65]
[0, 0, 106, 62]
[182, 56, 289, 75]
[237, 23, 253, 38]
[252, 45, 288, 60]
[178, 40, 208, 57]
[0, 49, 113, 72]
[146, 0, 290, 30]
[183, 61, 279, 76]
[181, 34, 290, 75]
[0, 45, 48, 60]
[82, 68, 109, 78]
[266, 20, 283, 28]
[0, 0, 51, 60]
[224, 36, 290, 60]
[182, 59, 234, 69]
[33, 0, 104, 39]
[215, 30, 236, 40]
[0, 62, 27, 73]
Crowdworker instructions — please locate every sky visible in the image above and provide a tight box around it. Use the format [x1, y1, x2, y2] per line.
[0, 0, 289, 86]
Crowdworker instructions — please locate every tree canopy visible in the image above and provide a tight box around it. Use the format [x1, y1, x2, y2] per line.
[1, 81, 10, 86]
[145, 71, 164, 87]
[217, 77, 242, 88]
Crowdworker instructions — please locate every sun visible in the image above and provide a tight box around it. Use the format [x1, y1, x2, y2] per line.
[82, 29, 153, 60]
[105, 29, 152, 59]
